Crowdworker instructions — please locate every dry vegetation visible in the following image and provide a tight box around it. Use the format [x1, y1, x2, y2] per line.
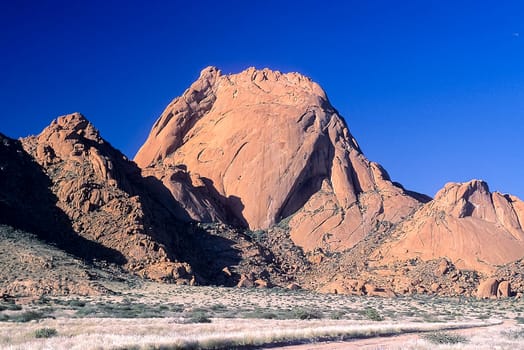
[1, 281, 523, 349]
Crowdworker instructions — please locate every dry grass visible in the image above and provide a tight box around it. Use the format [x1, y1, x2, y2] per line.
[0, 318, 497, 350]
[1, 281, 523, 349]
[396, 322, 524, 349]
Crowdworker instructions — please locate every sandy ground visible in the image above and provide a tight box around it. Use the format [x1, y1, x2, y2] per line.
[268, 321, 517, 349]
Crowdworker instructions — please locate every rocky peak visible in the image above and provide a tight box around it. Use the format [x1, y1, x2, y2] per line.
[135, 66, 333, 168]
[19, 114, 193, 282]
[433, 180, 524, 231]
[434, 180, 496, 220]
[135, 66, 423, 252]
[40, 112, 103, 149]
[377, 179, 524, 274]
[22, 113, 115, 182]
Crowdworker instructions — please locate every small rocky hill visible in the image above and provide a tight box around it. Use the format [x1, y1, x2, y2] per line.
[376, 180, 524, 274]
[0, 225, 116, 297]
[15, 115, 193, 282]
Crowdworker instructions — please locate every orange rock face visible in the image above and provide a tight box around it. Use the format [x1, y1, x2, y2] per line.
[135, 66, 424, 252]
[20, 113, 192, 281]
[377, 180, 524, 274]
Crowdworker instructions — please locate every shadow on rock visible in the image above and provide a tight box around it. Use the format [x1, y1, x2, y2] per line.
[0, 133, 126, 265]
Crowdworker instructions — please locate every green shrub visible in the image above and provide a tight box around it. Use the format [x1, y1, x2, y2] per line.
[35, 328, 58, 338]
[422, 332, 468, 344]
[503, 329, 524, 339]
[0, 303, 22, 311]
[10, 311, 44, 322]
[294, 308, 322, 320]
[330, 310, 345, 320]
[365, 307, 384, 321]
[187, 311, 212, 323]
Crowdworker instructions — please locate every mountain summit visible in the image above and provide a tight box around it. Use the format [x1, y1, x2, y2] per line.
[135, 66, 426, 253]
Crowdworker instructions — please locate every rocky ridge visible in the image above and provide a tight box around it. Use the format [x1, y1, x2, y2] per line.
[1, 66, 523, 298]
[20, 113, 193, 282]
[375, 180, 524, 274]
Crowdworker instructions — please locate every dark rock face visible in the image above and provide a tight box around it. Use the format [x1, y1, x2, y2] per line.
[16, 114, 192, 281]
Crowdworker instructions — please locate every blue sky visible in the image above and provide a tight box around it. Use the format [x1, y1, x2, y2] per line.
[1, 1, 523, 198]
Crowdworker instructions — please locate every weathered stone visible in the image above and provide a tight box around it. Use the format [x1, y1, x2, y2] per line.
[497, 281, 511, 298]
[477, 278, 499, 299]
[430, 283, 441, 293]
[237, 274, 254, 288]
[286, 283, 301, 291]
[435, 259, 449, 276]
[254, 279, 269, 288]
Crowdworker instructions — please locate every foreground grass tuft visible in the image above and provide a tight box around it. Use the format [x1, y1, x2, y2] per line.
[294, 308, 323, 320]
[187, 311, 212, 323]
[422, 331, 468, 344]
[503, 329, 524, 339]
[8, 311, 46, 323]
[364, 307, 384, 321]
[35, 328, 58, 338]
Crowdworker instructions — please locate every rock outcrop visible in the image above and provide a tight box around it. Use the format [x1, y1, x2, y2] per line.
[0, 133, 60, 235]
[375, 180, 524, 274]
[476, 278, 500, 298]
[20, 113, 192, 281]
[135, 66, 426, 253]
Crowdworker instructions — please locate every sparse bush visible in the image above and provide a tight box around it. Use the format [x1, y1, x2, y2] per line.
[330, 311, 345, 320]
[0, 303, 22, 311]
[187, 311, 212, 323]
[35, 327, 57, 338]
[35, 296, 51, 305]
[515, 316, 524, 324]
[10, 311, 44, 322]
[209, 303, 227, 312]
[422, 331, 468, 344]
[242, 309, 279, 319]
[75, 301, 183, 318]
[246, 229, 267, 242]
[69, 299, 86, 308]
[364, 307, 384, 321]
[503, 329, 524, 339]
[276, 216, 292, 230]
[294, 308, 322, 320]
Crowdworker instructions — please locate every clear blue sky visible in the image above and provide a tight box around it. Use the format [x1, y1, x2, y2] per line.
[1, 1, 523, 198]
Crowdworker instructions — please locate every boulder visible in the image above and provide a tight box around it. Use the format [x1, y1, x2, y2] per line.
[237, 274, 255, 288]
[497, 281, 511, 298]
[286, 283, 301, 291]
[435, 259, 449, 276]
[477, 278, 499, 298]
